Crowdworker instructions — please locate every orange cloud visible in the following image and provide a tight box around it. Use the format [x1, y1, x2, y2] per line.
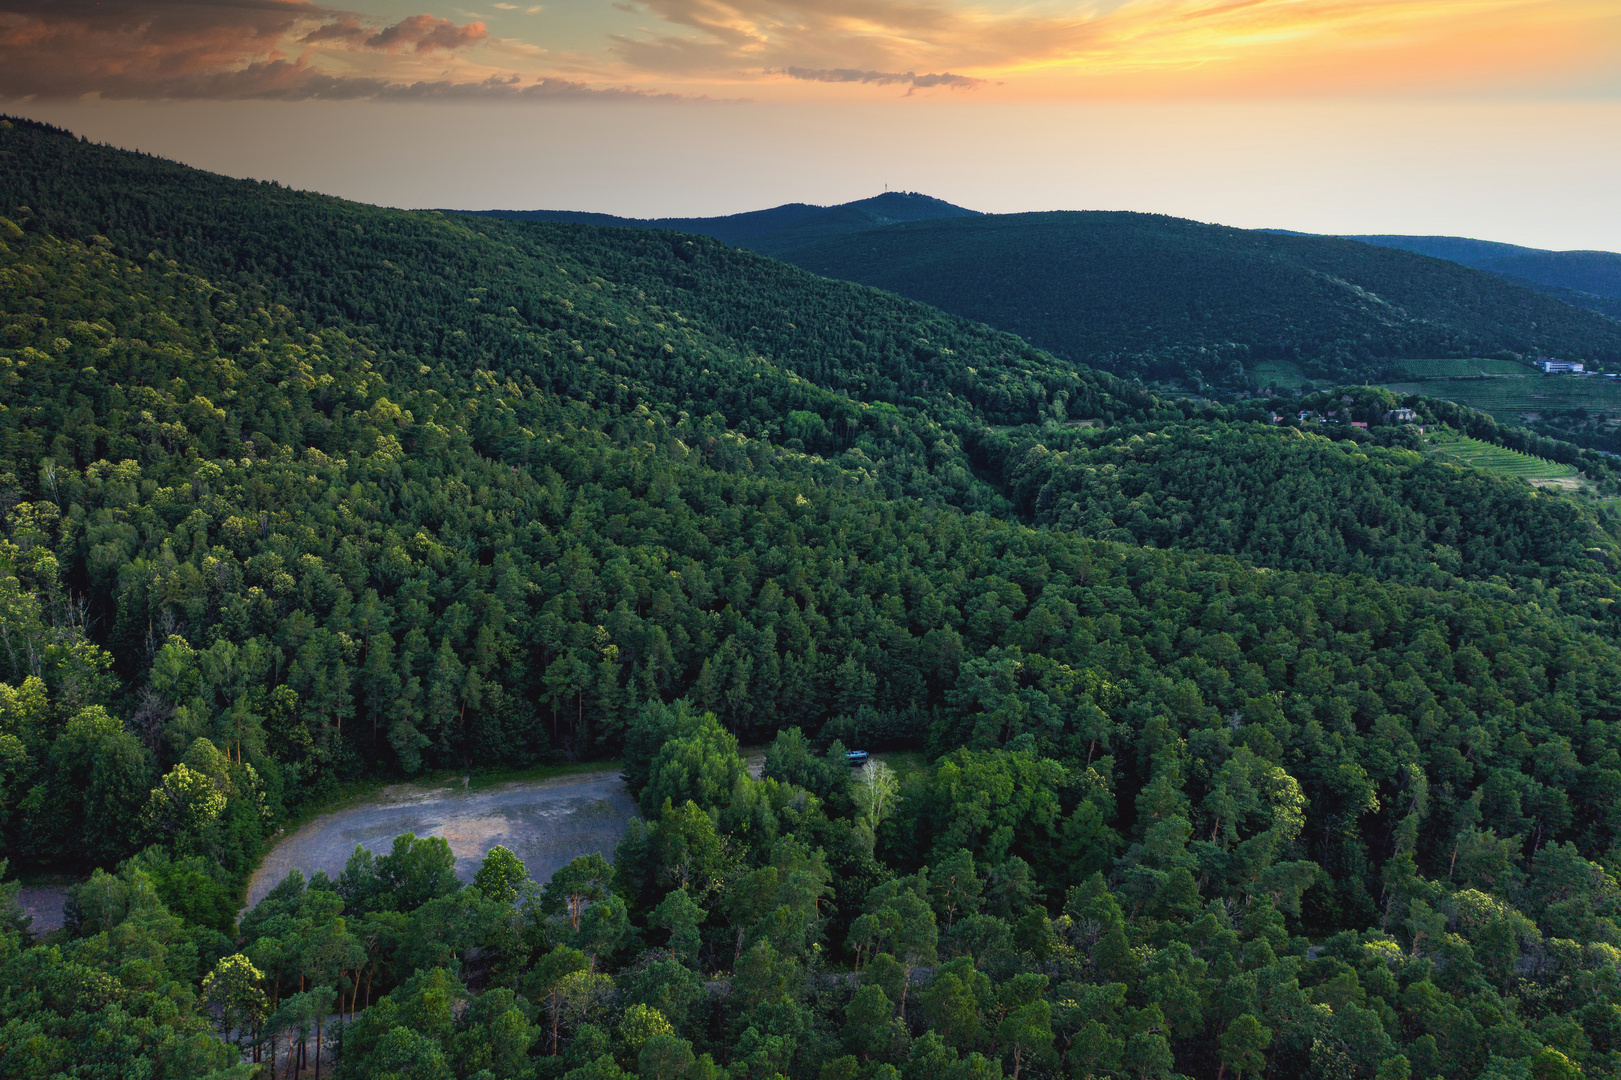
[775, 67, 985, 91]
[602, 0, 1617, 96]
[365, 13, 487, 52]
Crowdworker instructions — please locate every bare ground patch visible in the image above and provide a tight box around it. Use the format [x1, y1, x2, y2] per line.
[246, 769, 638, 909]
[1529, 476, 1594, 493]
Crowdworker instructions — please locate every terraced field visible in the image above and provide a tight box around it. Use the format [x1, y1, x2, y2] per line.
[1426, 434, 1579, 481]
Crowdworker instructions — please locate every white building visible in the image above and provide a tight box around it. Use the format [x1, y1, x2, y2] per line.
[1537, 359, 1585, 373]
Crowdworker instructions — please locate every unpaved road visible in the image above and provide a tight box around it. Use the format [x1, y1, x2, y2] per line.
[245, 769, 638, 910]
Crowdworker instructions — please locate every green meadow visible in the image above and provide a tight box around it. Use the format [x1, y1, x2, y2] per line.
[1382, 357, 1533, 378]
[1387, 373, 1621, 420]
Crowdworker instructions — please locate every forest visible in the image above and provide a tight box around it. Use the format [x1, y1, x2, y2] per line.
[1339, 237, 1621, 321]
[758, 212, 1621, 391]
[3, 115, 1621, 1080]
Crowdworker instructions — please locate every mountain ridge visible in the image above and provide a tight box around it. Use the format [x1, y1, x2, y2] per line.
[466, 195, 1621, 389]
[1284, 232, 1621, 318]
[454, 190, 980, 246]
[754, 209, 1621, 389]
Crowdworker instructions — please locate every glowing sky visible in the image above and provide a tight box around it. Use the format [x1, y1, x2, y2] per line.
[2, 0, 1620, 247]
[1, 0, 1615, 100]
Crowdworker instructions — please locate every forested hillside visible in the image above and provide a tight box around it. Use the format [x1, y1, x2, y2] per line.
[1343, 236, 1621, 319]
[765, 212, 1621, 390]
[5, 116, 1621, 1080]
[1009, 422, 1611, 577]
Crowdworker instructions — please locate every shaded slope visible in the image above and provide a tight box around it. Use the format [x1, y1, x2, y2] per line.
[1348, 235, 1621, 297]
[768, 211, 1621, 389]
[1340, 235, 1621, 319]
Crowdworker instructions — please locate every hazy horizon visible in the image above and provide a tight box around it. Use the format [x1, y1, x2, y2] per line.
[4, 0, 1617, 250]
[11, 97, 1621, 253]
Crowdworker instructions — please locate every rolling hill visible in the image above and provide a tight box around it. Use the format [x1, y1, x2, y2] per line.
[459, 189, 979, 247]
[762, 211, 1621, 390]
[472, 196, 1621, 392]
[1339, 234, 1621, 319]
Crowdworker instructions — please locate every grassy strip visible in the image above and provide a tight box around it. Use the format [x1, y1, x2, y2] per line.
[1386, 375, 1621, 419]
[465, 758, 624, 793]
[1385, 358, 1532, 378]
[872, 750, 930, 781]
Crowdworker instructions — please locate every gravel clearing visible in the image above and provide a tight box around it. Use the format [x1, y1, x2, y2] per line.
[245, 768, 638, 909]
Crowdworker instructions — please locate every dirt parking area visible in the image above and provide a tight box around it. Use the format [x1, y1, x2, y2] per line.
[245, 769, 638, 909]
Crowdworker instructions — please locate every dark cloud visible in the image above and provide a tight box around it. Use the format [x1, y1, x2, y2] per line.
[300, 17, 367, 45]
[777, 67, 984, 90]
[0, 56, 684, 101]
[364, 74, 686, 102]
[0, 0, 675, 100]
[1, 0, 320, 19]
[0, 0, 307, 99]
[302, 12, 486, 50]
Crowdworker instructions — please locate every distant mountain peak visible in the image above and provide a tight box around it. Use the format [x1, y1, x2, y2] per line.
[850, 190, 979, 210]
[450, 192, 979, 248]
[831, 191, 982, 224]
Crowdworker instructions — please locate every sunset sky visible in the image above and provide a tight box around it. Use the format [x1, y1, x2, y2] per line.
[3, 0, 1619, 247]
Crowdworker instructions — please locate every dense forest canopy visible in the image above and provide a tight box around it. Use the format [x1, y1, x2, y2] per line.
[757, 212, 1621, 390]
[994, 418, 1621, 614]
[1336, 236, 1621, 321]
[3, 116, 1621, 1080]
